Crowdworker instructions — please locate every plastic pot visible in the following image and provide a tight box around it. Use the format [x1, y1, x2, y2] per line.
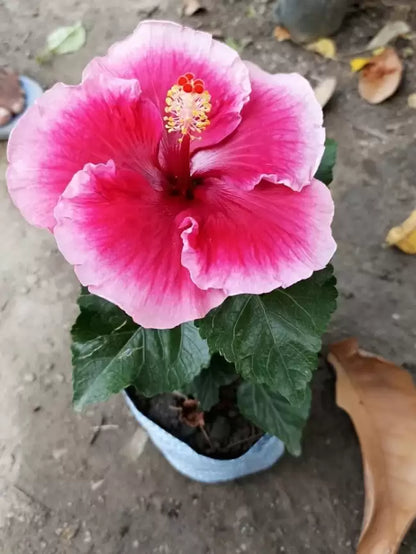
[0, 76, 43, 141]
[274, 0, 350, 43]
[123, 390, 285, 484]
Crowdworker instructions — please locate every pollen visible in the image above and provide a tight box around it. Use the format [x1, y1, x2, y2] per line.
[164, 73, 211, 141]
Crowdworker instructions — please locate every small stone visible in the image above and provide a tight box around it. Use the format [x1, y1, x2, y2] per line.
[23, 373, 36, 383]
[132, 540, 139, 548]
[235, 506, 249, 521]
[61, 522, 80, 541]
[122, 428, 149, 461]
[90, 479, 104, 491]
[240, 523, 255, 537]
[53, 448, 68, 460]
[26, 274, 39, 286]
[392, 313, 401, 321]
[55, 373, 65, 383]
[84, 529, 92, 543]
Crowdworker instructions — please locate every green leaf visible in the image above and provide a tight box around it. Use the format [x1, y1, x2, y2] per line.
[185, 354, 237, 411]
[71, 292, 210, 410]
[238, 382, 311, 456]
[314, 138, 337, 185]
[198, 267, 337, 404]
[47, 21, 86, 55]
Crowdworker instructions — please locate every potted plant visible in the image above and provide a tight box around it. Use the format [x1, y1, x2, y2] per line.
[7, 20, 337, 483]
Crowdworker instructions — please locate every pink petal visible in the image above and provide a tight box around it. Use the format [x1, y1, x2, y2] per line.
[192, 62, 325, 192]
[54, 161, 226, 329]
[7, 75, 163, 229]
[180, 178, 336, 295]
[83, 20, 251, 151]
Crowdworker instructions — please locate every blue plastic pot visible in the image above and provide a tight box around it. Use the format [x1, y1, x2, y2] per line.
[123, 391, 284, 483]
[0, 76, 43, 141]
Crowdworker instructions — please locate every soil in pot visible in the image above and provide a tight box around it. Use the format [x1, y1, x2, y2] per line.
[127, 381, 263, 460]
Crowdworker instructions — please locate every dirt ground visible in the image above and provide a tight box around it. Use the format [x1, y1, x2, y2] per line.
[1, 0, 416, 553]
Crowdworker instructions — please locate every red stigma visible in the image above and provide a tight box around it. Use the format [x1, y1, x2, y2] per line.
[177, 75, 188, 86]
[176, 74, 206, 94]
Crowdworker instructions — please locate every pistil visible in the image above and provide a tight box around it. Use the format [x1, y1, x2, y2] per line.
[164, 73, 211, 197]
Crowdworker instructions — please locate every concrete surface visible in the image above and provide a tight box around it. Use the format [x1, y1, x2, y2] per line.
[1, 0, 416, 552]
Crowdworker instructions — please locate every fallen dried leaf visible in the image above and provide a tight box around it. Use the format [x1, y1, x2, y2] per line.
[313, 77, 337, 108]
[366, 20, 411, 51]
[408, 93, 416, 109]
[358, 47, 403, 104]
[350, 56, 372, 73]
[37, 22, 86, 63]
[328, 338, 416, 554]
[47, 22, 86, 54]
[386, 210, 416, 254]
[306, 38, 336, 59]
[273, 25, 291, 42]
[350, 48, 385, 73]
[182, 0, 206, 16]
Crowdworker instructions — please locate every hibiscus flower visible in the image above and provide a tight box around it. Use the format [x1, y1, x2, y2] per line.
[7, 20, 336, 329]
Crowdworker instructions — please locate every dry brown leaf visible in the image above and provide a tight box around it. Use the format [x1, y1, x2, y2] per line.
[350, 48, 385, 73]
[328, 338, 416, 554]
[273, 25, 291, 42]
[306, 38, 336, 59]
[358, 47, 403, 104]
[366, 20, 411, 50]
[313, 77, 337, 108]
[386, 210, 416, 254]
[182, 0, 206, 16]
